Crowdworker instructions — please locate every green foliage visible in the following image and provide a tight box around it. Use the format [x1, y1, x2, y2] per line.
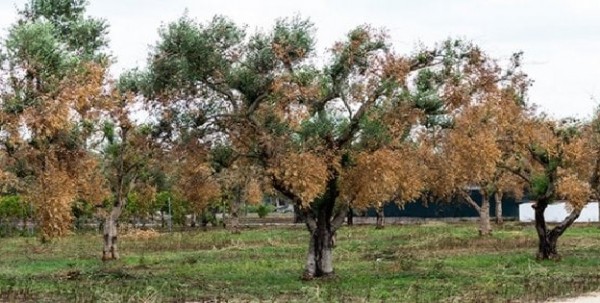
[210, 144, 235, 173]
[116, 68, 149, 94]
[412, 69, 448, 129]
[2, 0, 109, 117]
[298, 111, 347, 148]
[328, 26, 387, 81]
[358, 116, 391, 148]
[0, 195, 29, 219]
[102, 122, 115, 144]
[71, 199, 94, 228]
[124, 191, 156, 219]
[154, 191, 188, 226]
[531, 174, 550, 198]
[256, 204, 274, 218]
[272, 16, 315, 65]
[147, 14, 244, 96]
[200, 210, 217, 226]
[229, 64, 271, 103]
[20, 0, 109, 60]
[262, 112, 291, 137]
[5, 20, 73, 84]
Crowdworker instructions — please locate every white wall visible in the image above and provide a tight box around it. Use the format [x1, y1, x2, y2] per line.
[519, 201, 599, 223]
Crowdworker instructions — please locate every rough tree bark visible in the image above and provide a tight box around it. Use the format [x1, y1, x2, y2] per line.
[102, 196, 124, 261]
[494, 192, 503, 225]
[302, 205, 347, 280]
[347, 207, 353, 226]
[299, 179, 348, 280]
[227, 188, 242, 234]
[533, 199, 581, 260]
[102, 125, 134, 261]
[461, 190, 492, 236]
[479, 193, 492, 236]
[190, 213, 196, 228]
[375, 204, 385, 229]
[229, 198, 241, 234]
[293, 204, 304, 223]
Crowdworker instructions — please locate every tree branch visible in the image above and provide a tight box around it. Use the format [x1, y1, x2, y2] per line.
[246, 92, 269, 116]
[499, 163, 531, 184]
[549, 208, 581, 240]
[459, 190, 481, 212]
[203, 80, 238, 112]
[331, 204, 349, 232]
[304, 210, 317, 233]
[340, 93, 353, 118]
[336, 90, 382, 148]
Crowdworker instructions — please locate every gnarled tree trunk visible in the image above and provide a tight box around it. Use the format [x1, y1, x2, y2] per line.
[228, 188, 242, 234]
[229, 202, 241, 234]
[494, 192, 503, 225]
[347, 207, 353, 226]
[293, 204, 304, 223]
[461, 190, 492, 236]
[479, 193, 492, 236]
[301, 178, 347, 280]
[190, 213, 196, 228]
[304, 222, 334, 279]
[533, 200, 581, 260]
[303, 206, 346, 280]
[375, 204, 385, 229]
[102, 197, 124, 261]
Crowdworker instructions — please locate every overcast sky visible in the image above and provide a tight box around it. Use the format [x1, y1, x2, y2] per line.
[1, 0, 599, 118]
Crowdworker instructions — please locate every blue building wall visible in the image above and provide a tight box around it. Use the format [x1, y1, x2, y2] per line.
[364, 190, 520, 218]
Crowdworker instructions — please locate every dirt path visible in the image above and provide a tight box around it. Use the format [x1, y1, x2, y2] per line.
[549, 292, 600, 303]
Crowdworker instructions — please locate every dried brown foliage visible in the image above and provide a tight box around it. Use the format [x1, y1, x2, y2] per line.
[28, 163, 76, 239]
[556, 171, 591, 211]
[244, 179, 264, 205]
[340, 148, 425, 209]
[175, 161, 220, 213]
[423, 47, 532, 206]
[0, 63, 112, 239]
[268, 152, 329, 206]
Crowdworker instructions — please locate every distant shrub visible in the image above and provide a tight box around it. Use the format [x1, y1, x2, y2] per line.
[256, 205, 274, 218]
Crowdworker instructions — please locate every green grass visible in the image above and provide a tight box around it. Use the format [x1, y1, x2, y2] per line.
[1, 223, 600, 302]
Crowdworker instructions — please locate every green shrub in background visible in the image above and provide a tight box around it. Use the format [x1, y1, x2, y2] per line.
[0, 195, 27, 219]
[256, 205, 274, 218]
[0, 195, 31, 236]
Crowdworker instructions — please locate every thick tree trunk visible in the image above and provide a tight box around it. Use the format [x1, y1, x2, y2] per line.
[228, 190, 241, 234]
[534, 202, 556, 260]
[201, 211, 209, 230]
[293, 204, 304, 223]
[494, 192, 503, 225]
[303, 223, 335, 279]
[347, 207, 353, 226]
[375, 205, 385, 229]
[460, 190, 491, 236]
[479, 193, 492, 236]
[302, 206, 347, 280]
[300, 177, 347, 280]
[537, 231, 559, 260]
[102, 199, 124, 261]
[190, 213, 197, 228]
[534, 201, 581, 260]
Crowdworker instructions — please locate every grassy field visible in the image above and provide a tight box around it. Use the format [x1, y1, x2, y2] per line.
[1, 223, 600, 302]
